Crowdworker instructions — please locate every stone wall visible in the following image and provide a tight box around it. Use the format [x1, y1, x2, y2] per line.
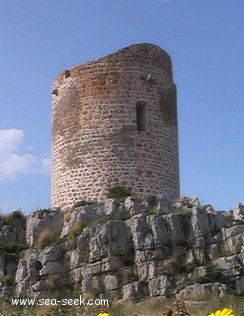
[51, 43, 179, 209]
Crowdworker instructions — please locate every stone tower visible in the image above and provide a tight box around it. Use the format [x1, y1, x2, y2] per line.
[51, 43, 179, 209]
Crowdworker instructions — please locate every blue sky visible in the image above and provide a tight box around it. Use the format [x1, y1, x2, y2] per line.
[0, 0, 243, 214]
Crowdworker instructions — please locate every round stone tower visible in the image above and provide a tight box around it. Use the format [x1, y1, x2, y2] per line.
[51, 43, 179, 209]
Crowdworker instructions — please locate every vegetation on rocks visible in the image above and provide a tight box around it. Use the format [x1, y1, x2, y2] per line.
[0, 196, 243, 316]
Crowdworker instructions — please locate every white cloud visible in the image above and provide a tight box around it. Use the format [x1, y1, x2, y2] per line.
[40, 157, 51, 175]
[0, 129, 49, 182]
[0, 129, 24, 155]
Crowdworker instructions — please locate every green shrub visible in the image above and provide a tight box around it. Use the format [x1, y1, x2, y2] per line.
[128, 273, 139, 283]
[1, 275, 14, 286]
[148, 206, 158, 215]
[221, 250, 233, 257]
[72, 200, 95, 208]
[206, 263, 224, 283]
[186, 274, 209, 286]
[106, 185, 131, 201]
[39, 208, 52, 213]
[0, 243, 27, 254]
[181, 209, 192, 217]
[179, 263, 224, 290]
[1, 210, 25, 225]
[181, 197, 193, 208]
[146, 195, 157, 207]
[169, 207, 180, 213]
[113, 208, 131, 220]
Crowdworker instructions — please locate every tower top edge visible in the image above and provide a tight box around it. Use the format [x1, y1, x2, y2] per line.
[109, 42, 171, 59]
[52, 43, 172, 86]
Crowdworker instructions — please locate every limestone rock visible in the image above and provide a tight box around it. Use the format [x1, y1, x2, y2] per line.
[61, 203, 99, 238]
[166, 213, 188, 245]
[176, 283, 227, 300]
[233, 203, 244, 221]
[213, 254, 243, 280]
[100, 199, 118, 216]
[122, 281, 148, 300]
[190, 206, 210, 239]
[148, 275, 174, 297]
[40, 244, 64, 264]
[155, 194, 172, 213]
[89, 220, 133, 262]
[26, 210, 63, 247]
[172, 196, 200, 210]
[1, 197, 244, 302]
[124, 197, 143, 216]
[15, 259, 27, 284]
[222, 225, 244, 254]
[214, 211, 226, 231]
[102, 274, 119, 291]
[0, 211, 26, 246]
[234, 276, 244, 295]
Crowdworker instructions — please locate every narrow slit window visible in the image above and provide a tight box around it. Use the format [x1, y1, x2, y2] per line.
[136, 101, 148, 131]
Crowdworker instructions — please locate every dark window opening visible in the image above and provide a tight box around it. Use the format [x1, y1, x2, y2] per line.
[34, 260, 43, 279]
[136, 101, 148, 131]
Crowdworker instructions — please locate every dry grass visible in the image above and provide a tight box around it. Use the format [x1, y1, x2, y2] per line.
[110, 298, 173, 316]
[35, 228, 54, 249]
[109, 295, 244, 316]
[34, 304, 56, 316]
[0, 293, 243, 316]
[63, 210, 71, 222]
[65, 218, 86, 243]
[45, 273, 56, 289]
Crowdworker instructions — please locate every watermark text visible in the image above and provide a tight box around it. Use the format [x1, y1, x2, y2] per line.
[11, 296, 109, 308]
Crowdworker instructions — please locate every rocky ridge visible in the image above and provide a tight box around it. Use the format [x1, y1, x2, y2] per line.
[0, 196, 243, 302]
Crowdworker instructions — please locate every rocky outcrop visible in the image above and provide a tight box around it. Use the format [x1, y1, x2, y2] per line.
[26, 209, 63, 247]
[0, 197, 243, 301]
[0, 211, 26, 296]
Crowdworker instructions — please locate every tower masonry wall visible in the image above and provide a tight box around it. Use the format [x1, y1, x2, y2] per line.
[51, 43, 179, 210]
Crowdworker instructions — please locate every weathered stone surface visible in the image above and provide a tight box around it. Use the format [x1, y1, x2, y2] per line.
[61, 203, 101, 238]
[172, 196, 200, 210]
[155, 194, 172, 213]
[233, 203, 244, 221]
[26, 210, 63, 247]
[122, 281, 148, 300]
[148, 275, 174, 297]
[214, 211, 226, 231]
[40, 244, 64, 264]
[89, 220, 133, 262]
[82, 276, 102, 295]
[51, 43, 180, 210]
[0, 256, 5, 278]
[190, 206, 210, 239]
[124, 197, 143, 216]
[205, 205, 216, 232]
[1, 197, 244, 301]
[127, 214, 154, 250]
[102, 274, 119, 292]
[15, 259, 27, 284]
[0, 212, 26, 246]
[176, 283, 227, 300]
[221, 225, 244, 254]
[167, 213, 188, 245]
[213, 255, 242, 280]
[234, 276, 244, 295]
[100, 199, 118, 216]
